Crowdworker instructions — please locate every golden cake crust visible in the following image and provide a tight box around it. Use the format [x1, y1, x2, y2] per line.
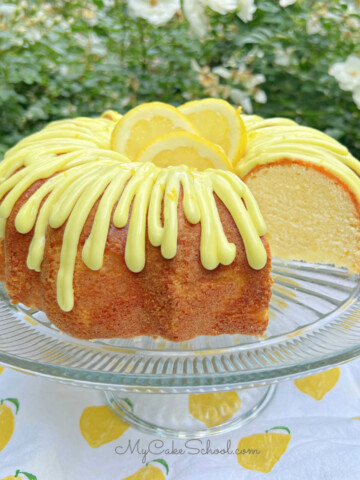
[2, 185, 272, 341]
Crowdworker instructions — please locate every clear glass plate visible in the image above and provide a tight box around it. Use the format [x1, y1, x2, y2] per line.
[0, 258, 359, 394]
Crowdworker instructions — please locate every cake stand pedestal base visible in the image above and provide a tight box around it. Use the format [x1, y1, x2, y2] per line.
[105, 384, 277, 439]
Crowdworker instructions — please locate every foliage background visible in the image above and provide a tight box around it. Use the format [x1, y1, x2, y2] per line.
[0, 0, 359, 158]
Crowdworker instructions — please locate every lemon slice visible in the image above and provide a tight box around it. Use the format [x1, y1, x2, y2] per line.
[101, 110, 122, 122]
[111, 102, 199, 160]
[134, 131, 233, 171]
[179, 98, 247, 165]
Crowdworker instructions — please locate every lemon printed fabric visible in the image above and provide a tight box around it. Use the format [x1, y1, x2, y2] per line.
[1, 361, 360, 479]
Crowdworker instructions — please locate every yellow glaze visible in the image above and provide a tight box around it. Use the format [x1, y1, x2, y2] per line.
[0, 114, 267, 312]
[237, 116, 360, 197]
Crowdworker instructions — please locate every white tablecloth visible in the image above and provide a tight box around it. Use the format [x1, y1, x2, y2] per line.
[1, 359, 360, 479]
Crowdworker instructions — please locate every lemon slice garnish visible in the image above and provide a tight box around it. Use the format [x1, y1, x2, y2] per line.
[179, 98, 247, 165]
[111, 102, 199, 160]
[134, 131, 233, 171]
[101, 110, 122, 122]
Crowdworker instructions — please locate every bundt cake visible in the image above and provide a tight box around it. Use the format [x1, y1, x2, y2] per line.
[1, 99, 360, 342]
[237, 116, 360, 272]
[0, 105, 272, 341]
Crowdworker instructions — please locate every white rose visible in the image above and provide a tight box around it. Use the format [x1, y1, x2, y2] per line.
[274, 49, 291, 67]
[190, 58, 202, 73]
[25, 28, 42, 43]
[244, 73, 266, 89]
[237, 0, 256, 22]
[353, 87, 360, 109]
[306, 15, 324, 35]
[254, 89, 267, 103]
[230, 88, 253, 113]
[212, 66, 232, 79]
[279, 0, 296, 7]
[329, 55, 360, 92]
[183, 0, 209, 38]
[206, 0, 237, 14]
[330, 55, 360, 110]
[127, 0, 180, 26]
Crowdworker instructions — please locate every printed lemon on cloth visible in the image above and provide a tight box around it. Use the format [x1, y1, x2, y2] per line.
[134, 131, 233, 171]
[294, 367, 341, 400]
[189, 391, 241, 428]
[79, 405, 129, 448]
[1, 471, 37, 480]
[237, 426, 291, 473]
[122, 459, 169, 480]
[0, 398, 19, 452]
[179, 98, 247, 165]
[111, 102, 199, 160]
[0, 366, 4, 375]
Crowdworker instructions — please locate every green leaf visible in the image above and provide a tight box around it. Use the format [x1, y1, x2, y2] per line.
[236, 27, 273, 45]
[120, 398, 134, 411]
[147, 459, 169, 476]
[265, 426, 291, 435]
[257, 1, 281, 13]
[18, 473, 37, 480]
[2, 397, 20, 414]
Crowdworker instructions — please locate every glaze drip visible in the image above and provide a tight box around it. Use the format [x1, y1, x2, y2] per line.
[237, 116, 360, 189]
[0, 114, 267, 312]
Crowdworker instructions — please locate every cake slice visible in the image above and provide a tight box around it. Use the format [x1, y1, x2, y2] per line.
[237, 116, 360, 272]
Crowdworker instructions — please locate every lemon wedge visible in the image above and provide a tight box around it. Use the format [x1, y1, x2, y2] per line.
[134, 131, 233, 171]
[101, 110, 122, 122]
[111, 102, 199, 160]
[179, 98, 247, 165]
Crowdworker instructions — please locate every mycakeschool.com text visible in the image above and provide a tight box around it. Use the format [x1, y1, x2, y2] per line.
[115, 439, 261, 463]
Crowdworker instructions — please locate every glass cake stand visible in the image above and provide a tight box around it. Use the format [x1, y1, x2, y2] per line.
[1, 258, 360, 438]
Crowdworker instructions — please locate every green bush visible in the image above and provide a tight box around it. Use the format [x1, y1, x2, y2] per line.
[0, 0, 359, 157]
